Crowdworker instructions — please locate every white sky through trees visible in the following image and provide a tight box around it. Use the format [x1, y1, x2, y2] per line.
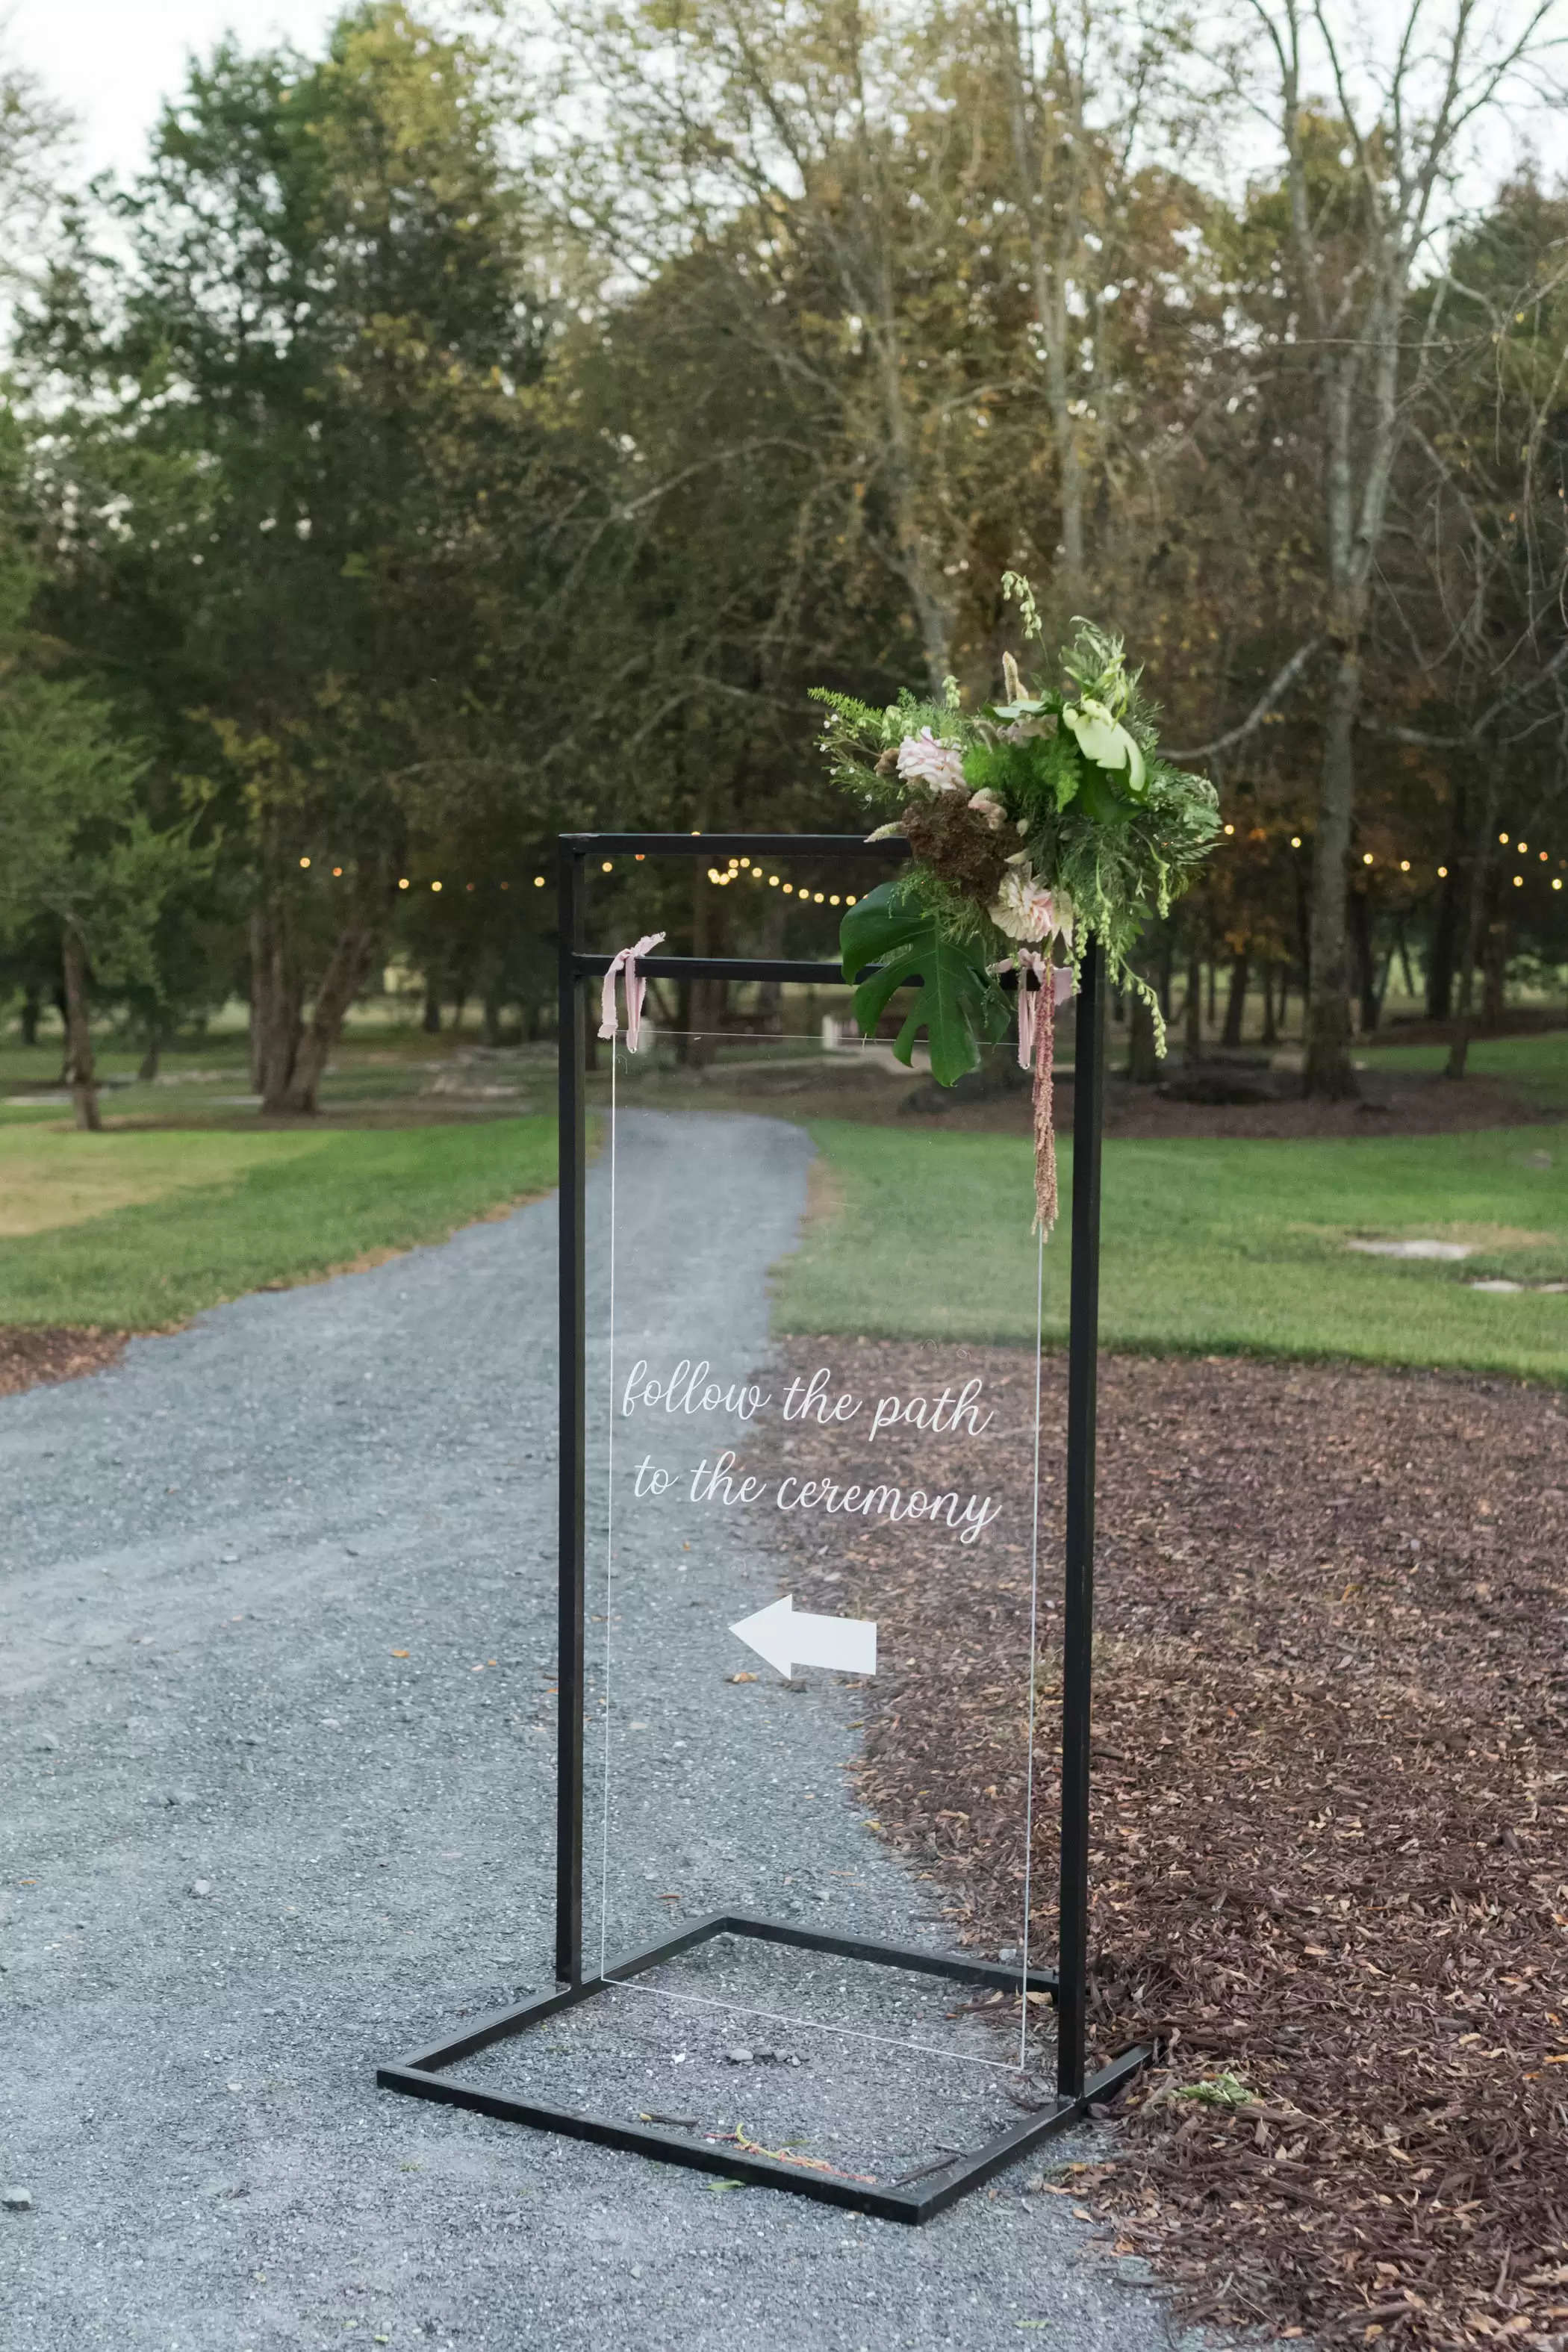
[9, 0, 346, 179]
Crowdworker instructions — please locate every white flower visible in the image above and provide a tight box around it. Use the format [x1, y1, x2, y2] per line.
[967, 788, 1005, 830]
[990, 865, 1057, 943]
[1063, 697, 1146, 794]
[895, 727, 968, 793]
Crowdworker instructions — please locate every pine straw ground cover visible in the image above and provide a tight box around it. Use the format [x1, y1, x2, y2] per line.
[758, 1341, 1568, 2348]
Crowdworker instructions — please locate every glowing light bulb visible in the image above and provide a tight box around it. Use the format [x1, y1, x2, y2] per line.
[399, 877, 410, 890]
[1399, 860, 1410, 872]
[1363, 852, 1374, 865]
[1290, 836, 1302, 848]
[299, 856, 311, 868]
[534, 876, 545, 889]
[601, 860, 612, 872]
[431, 880, 442, 892]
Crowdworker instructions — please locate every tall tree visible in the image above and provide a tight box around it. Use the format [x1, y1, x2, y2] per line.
[1241, 0, 1559, 1095]
[25, 3, 556, 1111]
[0, 676, 203, 1129]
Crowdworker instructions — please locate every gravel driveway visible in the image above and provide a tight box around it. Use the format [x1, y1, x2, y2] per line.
[1, 1110, 1183, 2352]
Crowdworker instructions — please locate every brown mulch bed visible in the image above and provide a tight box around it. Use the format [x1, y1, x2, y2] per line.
[0, 1326, 127, 1396]
[1097, 1068, 1547, 1142]
[757, 1340, 1568, 2348]
[628, 1057, 1551, 1139]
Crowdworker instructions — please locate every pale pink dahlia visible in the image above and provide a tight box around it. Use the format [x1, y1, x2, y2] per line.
[895, 728, 968, 793]
[990, 866, 1057, 943]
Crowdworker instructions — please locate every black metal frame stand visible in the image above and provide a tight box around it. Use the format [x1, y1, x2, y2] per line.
[378, 830, 1145, 2221]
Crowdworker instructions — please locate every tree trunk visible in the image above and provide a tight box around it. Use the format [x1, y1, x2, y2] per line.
[137, 1028, 164, 1083]
[422, 985, 442, 1034]
[252, 901, 304, 1112]
[683, 859, 718, 1070]
[19, 983, 40, 1047]
[60, 926, 102, 1133]
[1481, 903, 1509, 1029]
[1221, 951, 1250, 1048]
[1303, 646, 1359, 1096]
[755, 892, 787, 1033]
[999, 18, 1089, 609]
[1348, 890, 1379, 1034]
[1444, 778, 1499, 1080]
[1425, 790, 1467, 1017]
[280, 921, 383, 1114]
[1260, 961, 1279, 1048]
[1183, 945, 1203, 1063]
[482, 986, 504, 1048]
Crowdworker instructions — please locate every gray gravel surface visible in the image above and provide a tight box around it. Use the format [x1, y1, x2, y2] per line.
[1, 1109, 1187, 2352]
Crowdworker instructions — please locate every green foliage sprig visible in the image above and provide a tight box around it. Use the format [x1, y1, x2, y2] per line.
[814, 588, 1219, 1080]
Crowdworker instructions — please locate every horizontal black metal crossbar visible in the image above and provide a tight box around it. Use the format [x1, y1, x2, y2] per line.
[573, 953, 848, 983]
[568, 955, 1048, 986]
[378, 1911, 1144, 2223]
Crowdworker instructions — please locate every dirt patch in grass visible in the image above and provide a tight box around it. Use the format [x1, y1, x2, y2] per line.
[759, 1339, 1568, 2349]
[0, 1326, 128, 1396]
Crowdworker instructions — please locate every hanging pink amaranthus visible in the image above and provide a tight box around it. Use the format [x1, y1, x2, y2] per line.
[1009, 948, 1074, 1235]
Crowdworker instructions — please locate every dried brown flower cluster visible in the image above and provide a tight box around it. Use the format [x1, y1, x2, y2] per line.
[899, 794, 1011, 902]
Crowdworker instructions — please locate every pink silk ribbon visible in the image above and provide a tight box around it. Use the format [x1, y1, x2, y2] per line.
[598, 933, 666, 1053]
[1012, 948, 1074, 1070]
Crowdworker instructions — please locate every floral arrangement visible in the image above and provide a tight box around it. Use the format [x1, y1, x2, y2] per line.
[813, 576, 1219, 1231]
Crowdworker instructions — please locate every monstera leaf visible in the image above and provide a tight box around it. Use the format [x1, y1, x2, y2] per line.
[839, 877, 1005, 1086]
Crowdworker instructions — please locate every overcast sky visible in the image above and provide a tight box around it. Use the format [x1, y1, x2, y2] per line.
[8, 0, 346, 181]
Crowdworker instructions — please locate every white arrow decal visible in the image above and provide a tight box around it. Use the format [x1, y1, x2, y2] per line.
[729, 1594, 877, 1680]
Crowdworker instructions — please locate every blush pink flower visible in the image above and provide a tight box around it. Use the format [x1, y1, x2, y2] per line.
[990, 865, 1057, 943]
[967, 787, 1005, 830]
[895, 728, 967, 793]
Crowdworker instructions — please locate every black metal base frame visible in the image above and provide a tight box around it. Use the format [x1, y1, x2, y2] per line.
[379, 1910, 1148, 2224]
[377, 832, 1145, 2221]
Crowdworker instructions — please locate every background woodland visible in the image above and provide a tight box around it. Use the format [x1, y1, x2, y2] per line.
[1, 0, 1565, 1116]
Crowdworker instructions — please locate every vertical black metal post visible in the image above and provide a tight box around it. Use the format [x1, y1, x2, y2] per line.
[1057, 935, 1106, 2101]
[555, 843, 587, 1985]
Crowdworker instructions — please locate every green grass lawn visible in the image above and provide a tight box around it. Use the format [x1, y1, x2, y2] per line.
[0, 1117, 556, 1329]
[776, 1120, 1568, 1382]
[1365, 1025, 1568, 1112]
